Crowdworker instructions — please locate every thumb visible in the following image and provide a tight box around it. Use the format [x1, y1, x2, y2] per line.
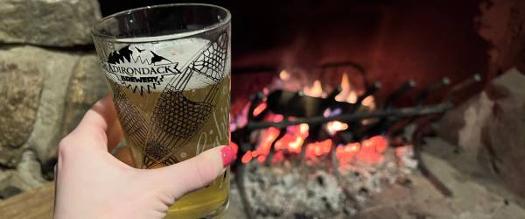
[147, 146, 235, 199]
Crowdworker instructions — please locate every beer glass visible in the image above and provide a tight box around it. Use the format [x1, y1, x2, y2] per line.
[91, 4, 231, 218]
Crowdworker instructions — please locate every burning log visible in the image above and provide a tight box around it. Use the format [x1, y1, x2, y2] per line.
[242, 103, 452, 131]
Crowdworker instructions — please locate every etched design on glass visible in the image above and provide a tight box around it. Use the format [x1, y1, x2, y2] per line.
[140, 31, 229, 168]
[191, 32, 228, 82]
[111, 83, 148, 150]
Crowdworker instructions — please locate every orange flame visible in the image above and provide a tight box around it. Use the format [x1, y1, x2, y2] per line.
[335, 74, 358, 104]
[303, 80, 324, 97]
[279, 70, 290, 81]
[362, 95, 376, 109]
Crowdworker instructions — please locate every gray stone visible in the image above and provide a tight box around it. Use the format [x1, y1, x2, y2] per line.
[224, 182, 248, 219]
[356, 206, 401, 219]
[482, 69, 525, 197]
[355, 151, 525, 219]
[0, 150, 47, 195]
[437, 91, 494, 155]
[0, 0, 101, 46]
[0, 46, 80, 166]
[420, 153, 525, 219]
[0, 171, 14, 191]
[62, 54, 108, 135]
[0, 62, 44, 167]
[10, 150, 46, 191]
[438, 68, 525, 198]
[0, 186, 23, 200]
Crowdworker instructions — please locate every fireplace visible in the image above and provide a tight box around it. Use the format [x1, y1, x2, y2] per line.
[226, 58, 485, 217]
[95, 0, 525, 218]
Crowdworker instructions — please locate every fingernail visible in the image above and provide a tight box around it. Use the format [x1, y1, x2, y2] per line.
[221, 146, 235, 167]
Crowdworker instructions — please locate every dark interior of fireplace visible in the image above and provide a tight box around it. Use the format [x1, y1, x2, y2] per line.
[100, 0, 522, 109]
[96, 0, 525, 218]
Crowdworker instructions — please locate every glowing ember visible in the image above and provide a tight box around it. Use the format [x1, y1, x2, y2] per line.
[305, 139, 333, 160]
[354, 135, 388, 165]
[259, 127, 280, 152]
[242, 151, 253, 164]
[275, 134, 303, 153]
[253, 102, 267, 116]
[271, 151, 285, 163]
[367, 135, 388, 153]
[336, 142, 360, 166]
[268, 114, 284, 122]
[257, 155, 266, 163]
[275, 123, 309, 154]
[326, 121, 349, 135]
[241, 127, 281, 164]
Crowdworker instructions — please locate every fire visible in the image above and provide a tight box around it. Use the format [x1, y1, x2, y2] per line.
[238, 71, 386, 168]
[303, 80, 325, 97]
[241, 116, 308, 164]
[335, 74, 358, 104]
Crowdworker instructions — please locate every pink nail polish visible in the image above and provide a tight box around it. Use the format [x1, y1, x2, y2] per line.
[221, 146, 235, 167]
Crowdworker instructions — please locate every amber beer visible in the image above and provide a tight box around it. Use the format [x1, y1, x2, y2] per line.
[109, 74, 230, 218]
[92, 3, 232, 218]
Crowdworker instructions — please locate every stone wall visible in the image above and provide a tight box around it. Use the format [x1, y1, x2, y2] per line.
[0, 0, 107, 199]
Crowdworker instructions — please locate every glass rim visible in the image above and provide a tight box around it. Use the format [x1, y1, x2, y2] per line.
[91, 3, 231, 43]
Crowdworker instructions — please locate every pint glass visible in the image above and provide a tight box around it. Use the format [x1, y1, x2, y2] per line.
[91, 4, 231, 218]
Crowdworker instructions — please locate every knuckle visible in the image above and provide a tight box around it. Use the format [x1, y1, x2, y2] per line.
[192, 162, 217, 187]
[58, 136, 76, 156]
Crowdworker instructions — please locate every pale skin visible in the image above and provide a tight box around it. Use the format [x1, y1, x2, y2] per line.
[54, 96, 230, 219]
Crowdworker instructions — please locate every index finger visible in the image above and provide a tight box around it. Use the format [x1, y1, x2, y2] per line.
[69, 95, 124, 151]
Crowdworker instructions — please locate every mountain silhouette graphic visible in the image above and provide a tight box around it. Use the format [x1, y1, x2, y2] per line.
[107, 45, 133, 64]
[107, 45, 172, 65]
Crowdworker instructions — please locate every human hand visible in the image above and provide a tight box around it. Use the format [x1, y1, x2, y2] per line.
[53, 95, 236, 219]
